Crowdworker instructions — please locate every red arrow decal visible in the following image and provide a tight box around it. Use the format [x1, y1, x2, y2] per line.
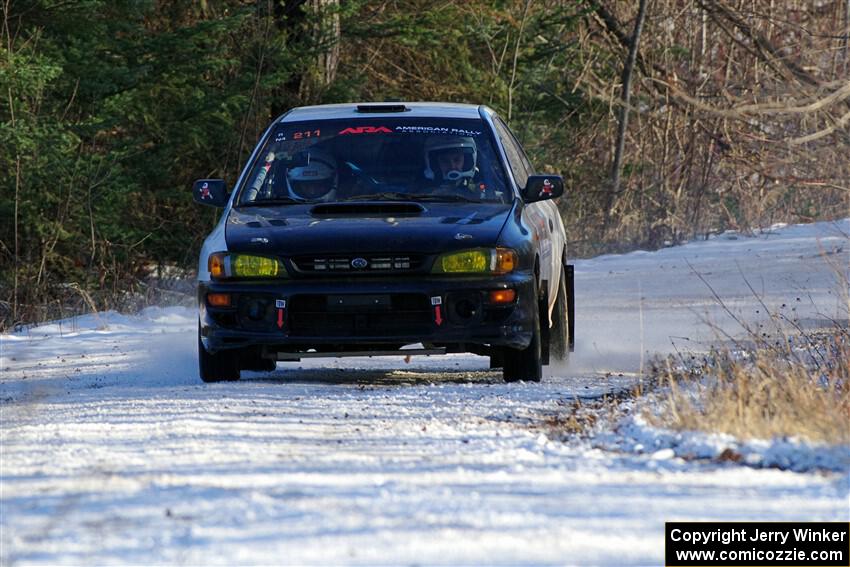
[434, 305, 443, 326]
[277, 308, 285, 329]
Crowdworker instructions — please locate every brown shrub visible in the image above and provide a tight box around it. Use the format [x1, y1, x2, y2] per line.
[654, 332, 850, 444]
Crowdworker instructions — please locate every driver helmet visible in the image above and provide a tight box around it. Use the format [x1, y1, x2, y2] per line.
[286, 148, 338, 201]
[423, 136, 477, 183]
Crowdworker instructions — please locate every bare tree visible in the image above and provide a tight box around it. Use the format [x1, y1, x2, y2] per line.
[270, 0, 341, 116]
[605, 0, 648, 232]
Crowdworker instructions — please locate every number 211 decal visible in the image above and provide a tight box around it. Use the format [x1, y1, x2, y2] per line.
[292, 129, 320, 140]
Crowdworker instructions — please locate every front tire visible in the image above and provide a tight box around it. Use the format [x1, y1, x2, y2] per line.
[239, 349, 277, 372]
[241, 357, 277, 372]
[502, 289, 543, 383]
[198, 326, 240, 382]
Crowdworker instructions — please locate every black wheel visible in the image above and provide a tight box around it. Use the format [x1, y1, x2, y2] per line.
[489, 349, 504, 369]
[240, 356, 277, 372]
[550, 264, 571, 362]
[502, 288, 543, 383]
[198, 326, 240, 382]
[239, 348, 277, 372]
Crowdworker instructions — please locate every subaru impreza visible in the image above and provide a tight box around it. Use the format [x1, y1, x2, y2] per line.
[194, 102, 574, 383]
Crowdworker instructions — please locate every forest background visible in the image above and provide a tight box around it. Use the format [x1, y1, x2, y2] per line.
[2, 0, 848, 328]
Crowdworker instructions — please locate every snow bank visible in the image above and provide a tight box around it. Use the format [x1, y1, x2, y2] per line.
[595, 409, 850, 473]
[5, 306, 196, 338]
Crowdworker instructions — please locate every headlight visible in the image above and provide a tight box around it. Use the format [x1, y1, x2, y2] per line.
[432, 248, 517, 275]
[208, 252, 285, 280]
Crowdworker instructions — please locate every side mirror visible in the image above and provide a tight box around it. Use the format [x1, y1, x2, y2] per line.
[193, 179, 229, 208]
[522, 175, 564, 204]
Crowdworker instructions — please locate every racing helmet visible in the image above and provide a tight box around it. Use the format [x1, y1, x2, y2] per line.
[423, 136, 477, 182]
[286, 148, 338, 201]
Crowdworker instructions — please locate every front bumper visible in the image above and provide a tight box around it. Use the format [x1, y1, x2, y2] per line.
[198, 273, 536, 355]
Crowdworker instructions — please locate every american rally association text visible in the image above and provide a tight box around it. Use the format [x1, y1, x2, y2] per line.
[670, 527, 848, 546]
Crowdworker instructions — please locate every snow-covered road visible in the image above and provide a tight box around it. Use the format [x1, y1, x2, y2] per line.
[2, 220, 848, 565]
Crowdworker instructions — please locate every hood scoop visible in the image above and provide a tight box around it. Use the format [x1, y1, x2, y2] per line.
[311, 202, 425, 217]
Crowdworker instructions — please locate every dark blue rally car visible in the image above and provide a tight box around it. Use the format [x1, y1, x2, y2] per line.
[193, 102, 574, 383]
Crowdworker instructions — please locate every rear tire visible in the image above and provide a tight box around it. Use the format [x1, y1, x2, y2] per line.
[550, 264, 570, 362]
[198, 326, 240, 382]
[502, 289, 543, 383]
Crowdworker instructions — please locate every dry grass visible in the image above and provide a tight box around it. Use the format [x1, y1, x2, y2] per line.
[653, 332, 850, 445]
[538, 389, 637, 439]
[541, 399, 602, 436]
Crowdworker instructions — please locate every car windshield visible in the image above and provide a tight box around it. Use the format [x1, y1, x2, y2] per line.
[236, 118, 511, 206]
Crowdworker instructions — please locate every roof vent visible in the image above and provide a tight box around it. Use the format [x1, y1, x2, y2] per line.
[356, 104, 409, 113]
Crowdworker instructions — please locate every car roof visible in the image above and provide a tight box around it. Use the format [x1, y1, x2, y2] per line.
[281, 102, 487, 122]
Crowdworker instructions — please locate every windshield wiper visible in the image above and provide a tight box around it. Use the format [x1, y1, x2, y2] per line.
[406, 193, 478, 203]
[341, 192, 414, 202]
[236, 197, 305, 207]
[342, 192, 477, 203]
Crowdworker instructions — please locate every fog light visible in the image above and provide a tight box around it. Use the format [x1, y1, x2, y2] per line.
[454, 298, 478, 319]
[488, 289, 516, 304]
[207, 293, 231, 307]
[246, 299, 267, 321]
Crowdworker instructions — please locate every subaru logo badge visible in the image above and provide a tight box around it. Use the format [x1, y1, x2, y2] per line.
[351, 257, 368, 269]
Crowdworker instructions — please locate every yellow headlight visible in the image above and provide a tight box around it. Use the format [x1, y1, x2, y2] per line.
[209, 253, 283, 279]
[433, 248, 517, 274]
[438, 250, 490, 273]
[232, 254, 279, 277]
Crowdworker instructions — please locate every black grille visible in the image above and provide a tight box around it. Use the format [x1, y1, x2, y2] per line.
[291, 254, 425, 274]
[288, 293, 432, 337]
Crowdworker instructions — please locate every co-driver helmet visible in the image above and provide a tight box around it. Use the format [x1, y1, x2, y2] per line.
[423, 136, 477, 183]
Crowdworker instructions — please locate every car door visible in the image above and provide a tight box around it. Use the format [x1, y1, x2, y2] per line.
[492, 117, 562, 315]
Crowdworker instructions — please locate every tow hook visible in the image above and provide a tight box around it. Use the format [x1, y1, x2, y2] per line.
[275, 299, 286, 330]
[431, 296, 444, 326]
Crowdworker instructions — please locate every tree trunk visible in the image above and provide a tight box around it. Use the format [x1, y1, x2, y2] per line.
[299, 0, 340, 103]
[605, 0, 649, 233]
[845, 0, 849, 70]
[270, 0, 340, 117]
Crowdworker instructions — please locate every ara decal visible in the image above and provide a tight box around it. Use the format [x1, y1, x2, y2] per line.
[338, 126, 392, 135]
